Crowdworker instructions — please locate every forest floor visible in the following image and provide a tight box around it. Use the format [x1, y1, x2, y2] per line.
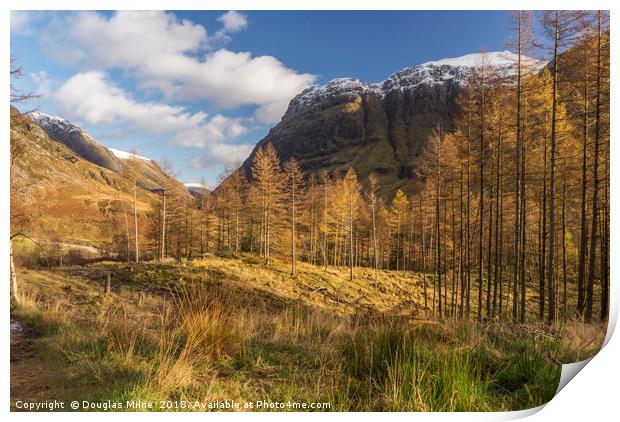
[10, 253, 606, 411]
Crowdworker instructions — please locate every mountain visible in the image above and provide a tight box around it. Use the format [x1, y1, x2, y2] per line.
[29, 111, 125, 173]
[238, 51, 542, 197]
[30, 112, 173, 192]
[10, 107, 191, 256]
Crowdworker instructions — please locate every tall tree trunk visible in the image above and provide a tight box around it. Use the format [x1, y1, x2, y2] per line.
[10, 240, 19, 304]
[562, 179, 567, 319]
[349, 186, 354, 281]
[586, 12, 602, 322]
[466, 96, 472, 318]
[235, 201, 240, 254]
[436, 131, 442, 318]
[546, 11, 559, 324]
[478, 72, 485, 322]
[265, 192, 271, 265]
[492, 120, 502, 317]
[459, 166, 465, 318]
[372, 204, 378, 280]
[161, 188, 166, 260]
[577, 52, 589, 316]
[291, 182, 296, 276]
[600, 159, 609, 321]
[512, 12, 523, 322]
[486, 179, 493, 318]
[185, 200, 189, 258]
[323, 182, 328, 269]
[120, 201, 131, 263]
[199, 193, 204, 256]
[421, 196, 428, 316]
[519, 127, 527, 323]
[498, 172, 504, 318]
[133, 179, 139, 263]
[540, 113, 548, 318]
[451, 180, 457, 317]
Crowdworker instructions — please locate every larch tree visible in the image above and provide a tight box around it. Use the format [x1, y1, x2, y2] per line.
[126, 150, 142, 263]
[541, 10, 585, 323]
[343, 167, 361, 281]
[391, 189, 409, 273]
[284, 157, 304, 277]
[158, 158, 175, 260]
[252, 143, 282, 265]
[585, 11, 609, 322]
[473, 52, 490, 321]
[367, 173, 380, 280]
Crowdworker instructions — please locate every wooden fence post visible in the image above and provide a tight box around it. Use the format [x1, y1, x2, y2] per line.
[105, 271, 112, 295]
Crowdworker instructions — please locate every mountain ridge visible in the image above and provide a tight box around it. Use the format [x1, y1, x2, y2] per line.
[236, 50, 541, 197]
[10, 106, 195, 255]
[29, 111, 183, 193]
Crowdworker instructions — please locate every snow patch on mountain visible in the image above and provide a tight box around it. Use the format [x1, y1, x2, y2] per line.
[420, 50, 538, 68]
[184, 182, 208, 188]
[184, 182, 210, 193]
[108, 148, 151, 161]
[287, 51, 545, 117]
[30, 111, 91, 138]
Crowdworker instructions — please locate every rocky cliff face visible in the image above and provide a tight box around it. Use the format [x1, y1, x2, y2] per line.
[239, 51, 540, 197]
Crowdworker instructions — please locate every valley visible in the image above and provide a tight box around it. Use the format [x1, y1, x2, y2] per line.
[9, 9, 610, 413]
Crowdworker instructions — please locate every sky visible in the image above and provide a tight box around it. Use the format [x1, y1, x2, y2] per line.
[10, 10, 515, 188]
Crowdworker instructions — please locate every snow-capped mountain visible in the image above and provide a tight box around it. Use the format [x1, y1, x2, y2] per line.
[236, 51, 546, 197]
[286, 51, 544, 118]
[30, 111, 74, 130]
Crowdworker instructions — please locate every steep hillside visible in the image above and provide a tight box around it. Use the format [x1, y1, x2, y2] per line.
[239, 51, 541, 197]
[29, 111, 125, 173]
[30, 111, 175, 192]
[10, 107, 189, 255]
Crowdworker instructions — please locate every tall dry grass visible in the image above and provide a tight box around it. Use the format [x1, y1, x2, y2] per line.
[12, 267, 602, 411]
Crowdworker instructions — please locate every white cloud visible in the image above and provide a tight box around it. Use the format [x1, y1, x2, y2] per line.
[170, 114, 248, 148]
[54, 71, 205, 133]
[11, 11, 32, 35]
[31, 71, 53, 97]
[40, 11, 315, 124]
[217, 11, 248, 34]
[255, 100, 293, 125]
[42, 11, 206, 70]
[211, 11, 249, 44]
[48, 71, 248, 156]
[190, 143, 254, 169]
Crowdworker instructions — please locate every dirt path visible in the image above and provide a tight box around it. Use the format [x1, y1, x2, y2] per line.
[10, 319, 52, 409]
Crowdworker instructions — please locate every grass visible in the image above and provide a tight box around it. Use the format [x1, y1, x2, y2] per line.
[10, 254, 607, 411]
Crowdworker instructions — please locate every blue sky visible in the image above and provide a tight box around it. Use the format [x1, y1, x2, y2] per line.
[10, 10, 514, 187]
